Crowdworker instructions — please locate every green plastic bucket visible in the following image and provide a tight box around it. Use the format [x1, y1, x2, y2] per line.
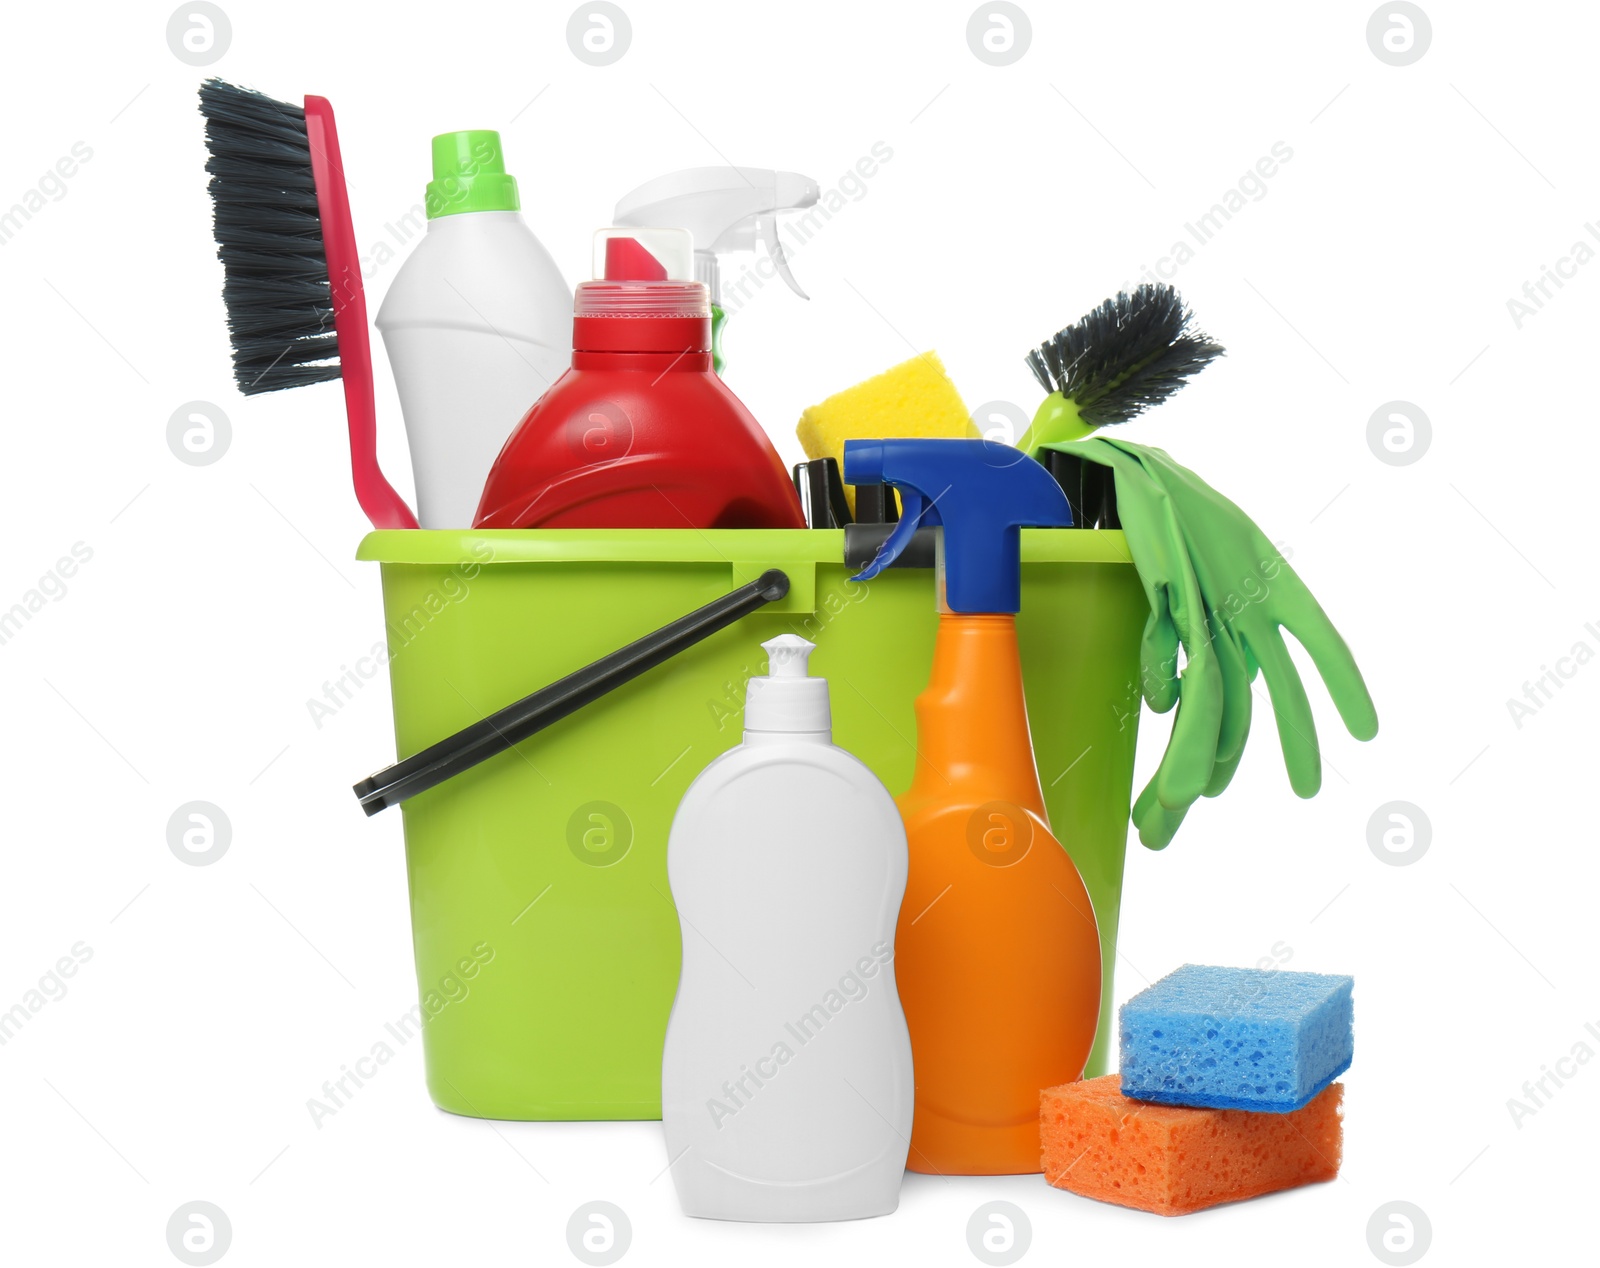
[359, 528, 1146, 1120]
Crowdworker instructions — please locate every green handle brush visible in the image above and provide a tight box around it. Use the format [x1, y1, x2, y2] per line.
[1019, 284, 1225, 452]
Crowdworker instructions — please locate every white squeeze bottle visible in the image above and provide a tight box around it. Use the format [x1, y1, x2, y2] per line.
[661, 634, 913, 1222]
[376, 130, 571, 528]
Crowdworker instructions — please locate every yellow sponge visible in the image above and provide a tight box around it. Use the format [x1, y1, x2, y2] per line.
[797, 352, 976, 512]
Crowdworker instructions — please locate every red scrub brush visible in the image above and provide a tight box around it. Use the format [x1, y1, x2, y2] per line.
[198, 79, 417, 529]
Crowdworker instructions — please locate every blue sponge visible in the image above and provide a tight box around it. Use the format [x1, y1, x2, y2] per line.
[1119, 964, 1353, 1113]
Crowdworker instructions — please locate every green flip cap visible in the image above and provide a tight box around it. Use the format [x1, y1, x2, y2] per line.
[426, 130, 519, 218]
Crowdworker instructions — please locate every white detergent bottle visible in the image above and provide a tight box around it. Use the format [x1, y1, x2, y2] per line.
[661, 634, 913, 1222]
[376, 130, 570, 527]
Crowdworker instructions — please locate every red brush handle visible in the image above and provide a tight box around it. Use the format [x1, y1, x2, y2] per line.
[303, 97, 418, 530]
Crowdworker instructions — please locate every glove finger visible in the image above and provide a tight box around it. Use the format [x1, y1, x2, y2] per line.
[1140, 588, 1181, 714]
[1132, 777, 1191, 850]
[1203, 738, 1246, 798]
[1208, 610, 1253, 765]
[1278, 588, 1379, 742]
[1145, 496, 1222, 807]
[1246, 625, 1322, 798]
[1153, 652, 1224, 809]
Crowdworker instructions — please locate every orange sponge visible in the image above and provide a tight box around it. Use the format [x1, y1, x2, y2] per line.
[1040, 1075, 1343, 1215]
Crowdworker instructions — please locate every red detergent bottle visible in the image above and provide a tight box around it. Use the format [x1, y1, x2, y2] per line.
[474, 228, 805, 529]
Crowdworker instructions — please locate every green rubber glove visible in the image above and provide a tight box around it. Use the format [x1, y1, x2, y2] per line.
[1042, 440, 1223, 844]
[1043, 439, 1379, 847]
[1108, 440, 1379, 799]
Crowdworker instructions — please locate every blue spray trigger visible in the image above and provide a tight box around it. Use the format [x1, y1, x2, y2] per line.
[850, 487, 928, 581]
[842, 438, 1073, 613]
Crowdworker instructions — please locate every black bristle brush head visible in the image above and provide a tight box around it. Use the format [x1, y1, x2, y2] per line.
[1025, 284, 1224, 428]
[198, 79, 341, 395]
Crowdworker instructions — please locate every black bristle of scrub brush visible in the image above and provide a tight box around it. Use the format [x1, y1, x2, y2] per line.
[198, 79, 341, 395]
[1025, 284, 1224, 428]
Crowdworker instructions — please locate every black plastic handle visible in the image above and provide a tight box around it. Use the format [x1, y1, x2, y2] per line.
[354, 568, 791, 816]
[792, 458, 853, 528]
[1038, 449, 1120, 528]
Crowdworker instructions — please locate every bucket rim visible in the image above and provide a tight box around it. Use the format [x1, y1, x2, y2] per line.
[356, 528, 1133, 567]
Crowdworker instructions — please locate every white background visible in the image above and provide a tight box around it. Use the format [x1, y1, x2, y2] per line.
[1, 1, 1594, 1264]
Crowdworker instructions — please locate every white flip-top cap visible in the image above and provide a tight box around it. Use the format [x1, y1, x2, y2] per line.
[744, 635, 831, 734]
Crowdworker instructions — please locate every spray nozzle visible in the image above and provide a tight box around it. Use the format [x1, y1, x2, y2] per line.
[613, 168, 820, 308]
[843, 439, 1074, 614]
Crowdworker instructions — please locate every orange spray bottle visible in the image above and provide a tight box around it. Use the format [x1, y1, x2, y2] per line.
[843, 438, 1101, 1175]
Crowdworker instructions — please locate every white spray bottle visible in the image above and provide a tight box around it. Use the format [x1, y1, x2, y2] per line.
[376, 130, 571, 528]
[613, 168, 819, 373]
[661, 634, 913, 1222]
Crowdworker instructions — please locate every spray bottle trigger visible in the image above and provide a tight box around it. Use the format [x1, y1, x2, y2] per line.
[760, 214, 808, 300]
[851, 486, 926, 581]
